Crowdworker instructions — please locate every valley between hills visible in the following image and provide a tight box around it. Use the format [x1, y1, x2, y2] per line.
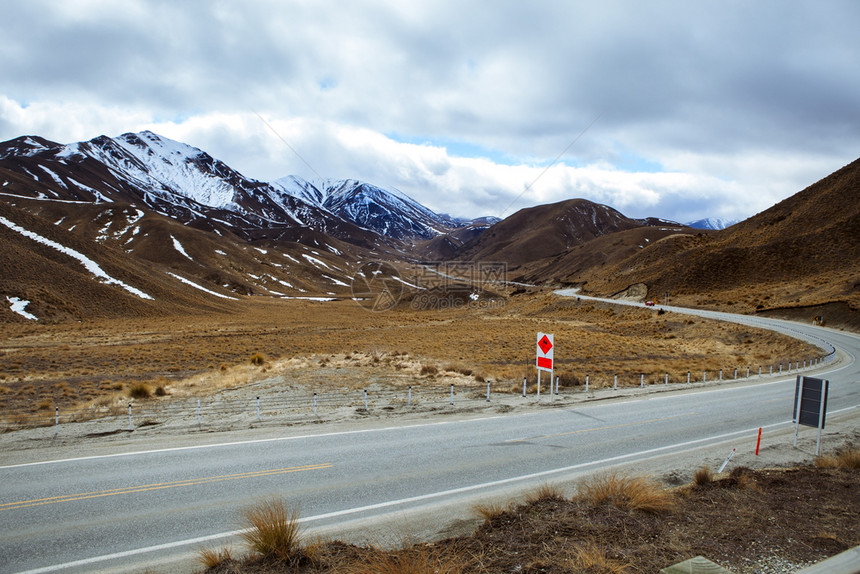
[1, 133, 857, 421]
[1, 132, 859, 574]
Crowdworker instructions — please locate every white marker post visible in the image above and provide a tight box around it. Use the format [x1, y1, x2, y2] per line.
[718, 448, 736, 473]
[536, 333, 554, 401]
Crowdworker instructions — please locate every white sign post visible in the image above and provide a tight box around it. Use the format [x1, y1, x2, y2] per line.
[793, 375, 829, 455]
[536, 332, 554, 400]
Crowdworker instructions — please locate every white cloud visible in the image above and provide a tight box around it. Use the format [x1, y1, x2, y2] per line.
[1, 0, 859, 224]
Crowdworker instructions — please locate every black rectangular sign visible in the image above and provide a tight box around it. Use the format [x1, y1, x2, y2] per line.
[793, 376, 829, 429]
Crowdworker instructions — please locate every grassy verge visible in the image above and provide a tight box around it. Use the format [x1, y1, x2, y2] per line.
[196, 448, 859, 573]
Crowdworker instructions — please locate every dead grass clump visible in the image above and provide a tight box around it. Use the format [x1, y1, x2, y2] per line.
[127, 382, 152, 399]
[693, 466, 714, 486]
[524, 482, 566, 504]
[815, 447, 860, 469]
[197, 546, 235, 569]
[419, 365, 438, 376]
[472, 501, 509, 522]
[557, 371, 583, 387]
[239, 497, 303, 563]
[577, 473, 675, 515]
[342, 541, 470, 574]
[567, 542, 630, 573]
[250, 353, 266, 366]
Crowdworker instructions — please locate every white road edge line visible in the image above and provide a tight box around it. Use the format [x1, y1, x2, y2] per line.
[15, 409, 858, 574]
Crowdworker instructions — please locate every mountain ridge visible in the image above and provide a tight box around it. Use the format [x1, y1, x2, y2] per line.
[686, 217, 737, 230]
[3, 130, 857, 324]
[452, 198, 687, 267]
[0, 131, 468, 246]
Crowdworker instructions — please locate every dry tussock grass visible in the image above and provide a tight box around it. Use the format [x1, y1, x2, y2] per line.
[577, 472, 676, 515]
[815, 447, 860, 469]
[693, 466, 714, 486]
[196, 546, 235, 570]
[523, 483, 566, 504]
[471, 501, 509, 522]
[0, 293, 822, 416]
[127, 382, 152, 399]
[239, 497, 304, 563]
[567, 542, 630, 573]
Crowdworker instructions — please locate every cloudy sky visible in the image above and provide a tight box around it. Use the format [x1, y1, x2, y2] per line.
[1, 1, 858, 223]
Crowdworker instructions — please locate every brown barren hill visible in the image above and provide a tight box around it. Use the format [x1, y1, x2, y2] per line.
[564, 158, 860, 317]
[455, 199, 648, 267]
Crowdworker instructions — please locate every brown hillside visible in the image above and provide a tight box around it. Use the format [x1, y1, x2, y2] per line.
[456, 199, 646, 267]
[0, 200, 228, 322]
[575, 158, 860, 314]
[413, 223, 492, 261]
[517, 226, 707, 286]
[0, 195, 368, 323]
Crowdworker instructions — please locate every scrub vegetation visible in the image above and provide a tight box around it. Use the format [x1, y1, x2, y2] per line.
[197, 452, 860, 573]
[0, 292, 820, 425]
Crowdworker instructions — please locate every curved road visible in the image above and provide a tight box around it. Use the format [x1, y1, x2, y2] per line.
[1, 295, 858, 573]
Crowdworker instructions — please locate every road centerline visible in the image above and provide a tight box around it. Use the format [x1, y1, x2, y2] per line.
[0, 462, 332, 512]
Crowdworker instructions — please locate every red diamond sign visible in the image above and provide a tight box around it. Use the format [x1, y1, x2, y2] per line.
[536, 332, 554, 371]
[538, 335, 553, 355]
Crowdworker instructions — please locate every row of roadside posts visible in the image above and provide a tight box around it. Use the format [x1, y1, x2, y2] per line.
[54, 333, 832, 452]
[537, 332, 832, 457]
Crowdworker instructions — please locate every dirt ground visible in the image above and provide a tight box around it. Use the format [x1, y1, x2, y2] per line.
[0, 293, 822, 428]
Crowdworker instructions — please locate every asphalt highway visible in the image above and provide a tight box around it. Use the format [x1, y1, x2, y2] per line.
[1, 296, 858, 573]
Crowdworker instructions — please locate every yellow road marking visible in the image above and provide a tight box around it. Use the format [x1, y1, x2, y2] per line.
[507, 413, 697, 443]
[1, 463, 332, 511]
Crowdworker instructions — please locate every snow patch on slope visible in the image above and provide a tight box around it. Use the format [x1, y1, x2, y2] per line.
[167, 272, 238, 300]
[0, 216, 153, 300]
[171, 235, 193, 261]
[37, 165, 67, 189]
[321, 274, 348, 286]
[6, 296, 38, 320]
[301, 253, 332, 270]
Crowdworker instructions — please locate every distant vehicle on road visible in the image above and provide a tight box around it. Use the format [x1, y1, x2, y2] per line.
[645, 300, 655, 306]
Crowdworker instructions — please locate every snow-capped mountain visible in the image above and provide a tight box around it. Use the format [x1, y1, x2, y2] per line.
[0, 132, 398, 320]
[0, 131, 454, 244]
[271, 177, 460, 240]
[686, 217, 737, 230]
